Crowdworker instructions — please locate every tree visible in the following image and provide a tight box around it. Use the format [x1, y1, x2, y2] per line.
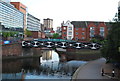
[24, 29, 32, 37]
[52, 33, 60, 39]
[101, 22, 120, 62]
[90, 35, 105, 44]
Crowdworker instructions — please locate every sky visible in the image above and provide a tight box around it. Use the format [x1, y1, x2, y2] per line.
[11, 0, 120, 30]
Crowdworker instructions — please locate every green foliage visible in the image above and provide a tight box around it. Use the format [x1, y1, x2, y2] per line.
[25, 29, 32, 37]
[101, 22, 120, 62]
[52, 33, 60, 39]
[2, 31, 18, 37]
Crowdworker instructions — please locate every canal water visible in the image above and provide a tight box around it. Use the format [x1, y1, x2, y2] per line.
[2, 50, 87, 80]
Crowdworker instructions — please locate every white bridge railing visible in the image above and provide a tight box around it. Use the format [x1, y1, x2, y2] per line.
[22, 40, 102, 50]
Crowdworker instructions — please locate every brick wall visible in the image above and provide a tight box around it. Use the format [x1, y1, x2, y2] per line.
[62, 26, 67, 39]
[2, 43, 22, 56]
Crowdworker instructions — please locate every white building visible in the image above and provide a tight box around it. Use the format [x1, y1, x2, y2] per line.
[27, 13, 41, 31]
[62, 20, 74, 40]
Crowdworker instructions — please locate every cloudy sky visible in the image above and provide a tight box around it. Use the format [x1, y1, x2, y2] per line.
[11, 0, 119, 30]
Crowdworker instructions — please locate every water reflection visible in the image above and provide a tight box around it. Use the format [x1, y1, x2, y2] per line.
[2, 50, 87, 80]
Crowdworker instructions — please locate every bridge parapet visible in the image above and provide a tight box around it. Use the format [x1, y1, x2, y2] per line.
[22, 39, 102, 50]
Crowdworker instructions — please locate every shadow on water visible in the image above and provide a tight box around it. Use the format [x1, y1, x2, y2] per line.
[2, 49, 87, 80]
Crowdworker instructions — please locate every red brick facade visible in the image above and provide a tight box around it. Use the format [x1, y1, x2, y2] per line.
[31, 31, 45, 39]
[62, 26, 67, 39]
[61, 21, 111, 42]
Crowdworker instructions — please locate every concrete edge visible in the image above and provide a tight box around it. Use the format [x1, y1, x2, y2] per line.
[71, 60, 92, 81]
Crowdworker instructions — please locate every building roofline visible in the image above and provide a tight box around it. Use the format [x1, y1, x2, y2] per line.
[27, 13, 40, 21]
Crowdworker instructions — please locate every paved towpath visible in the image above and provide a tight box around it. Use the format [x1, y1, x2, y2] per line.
[72, 58, 118, 81]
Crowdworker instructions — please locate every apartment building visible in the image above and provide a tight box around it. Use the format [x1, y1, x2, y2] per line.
[62, 21, 111, 42]
[61, 21, 74, 40]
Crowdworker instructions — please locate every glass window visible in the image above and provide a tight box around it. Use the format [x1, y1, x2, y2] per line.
[100, 27, 104, 31]
[68, 27, 72, 30]
[100, 32, 104, 37]
[63, 27, 66, 30]
[82, 28, 85, 31]
[68, 32, 72, 35]
[76, 28, 78, 30]
[90, 27, 95, 37]
[82, 32, 85, 35]
[76, 37, 78, 40]
[82, 37, 85, 39]
[68, 36, 72, 40]
[76, 32, 78, 35]
[64, 37, 66, 39]
[64, 32, 66, 35]
[100, 27, 104, 37]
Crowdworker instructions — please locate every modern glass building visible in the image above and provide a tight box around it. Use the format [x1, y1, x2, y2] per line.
[0, 0, 24, 34]
[27, 13, 40, 31]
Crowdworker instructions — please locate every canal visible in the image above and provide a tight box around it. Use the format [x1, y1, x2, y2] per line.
[2, 50, 87, 80]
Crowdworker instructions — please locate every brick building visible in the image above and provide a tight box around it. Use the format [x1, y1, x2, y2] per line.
[61, 21, 111, 42]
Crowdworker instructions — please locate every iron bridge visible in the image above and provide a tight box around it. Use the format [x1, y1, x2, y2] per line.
[22, 39, 102, 50]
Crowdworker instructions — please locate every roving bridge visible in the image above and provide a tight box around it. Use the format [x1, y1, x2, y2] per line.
[22, 39, 102, 50]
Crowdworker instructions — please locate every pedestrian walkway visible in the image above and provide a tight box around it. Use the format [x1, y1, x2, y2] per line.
[72, 58, 118, 81]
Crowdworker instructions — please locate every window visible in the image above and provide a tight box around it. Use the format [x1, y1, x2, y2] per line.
[90, 27, 95, 30]
[68, 32, 72, 35]
[90, 27, 95, 37]
[68, 27, 72, 30]
[68, 36, 72, 40]
[100, 27, 104, 37]
[90, 32, 94, 37]
[63, 27, 66, 30]
[100, 27, 104, 31]
[82, 37, 85, 39]
[64, 32, 66, 35]
[76, 37, 78, 40]
[64, 37, 66, 39]
[100, 32, 104, 37]
[76, 28, 78, 30]
[76, 32, 78, 35]
[82, 32, 85, 35]
[82, 28, 85, 31]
